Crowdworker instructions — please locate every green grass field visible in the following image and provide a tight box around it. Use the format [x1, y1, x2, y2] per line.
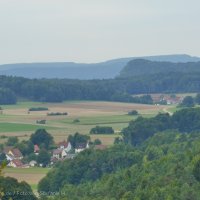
[59, 114, 136, 125]
[0, 122, 55, 133]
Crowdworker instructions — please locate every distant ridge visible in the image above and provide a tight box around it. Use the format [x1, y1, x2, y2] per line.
[119, 59, 200, 78]
[0, 54, 199, 79]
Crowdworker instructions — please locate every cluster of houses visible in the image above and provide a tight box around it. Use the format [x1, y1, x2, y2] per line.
[152, 94, 183, 105]
[3, 140, 96, 168]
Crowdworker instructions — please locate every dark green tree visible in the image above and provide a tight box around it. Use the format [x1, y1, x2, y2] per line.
[30, 129, 54, 150]
[0, 176, 37, 200]
[67, 132, 90, 149]
[6, 136, 18, 146]
[93, 139, 102, 145]
[16, 140, 34, 156]
[37, 149, 50, 167]
[181, 96, 194, 107]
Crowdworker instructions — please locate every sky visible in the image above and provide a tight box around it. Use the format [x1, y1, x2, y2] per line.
[0, 0, 199, 64]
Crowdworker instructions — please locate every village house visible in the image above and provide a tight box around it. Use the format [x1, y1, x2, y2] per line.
[75, 143, 89, 153]
[7, 159, 29, 168]
[4, 147, 23, 161]
[50, 157, 59, 165]
[58, 140, 72, 153]
[164, 96, 182, 105]
[52, 149, 67, 159]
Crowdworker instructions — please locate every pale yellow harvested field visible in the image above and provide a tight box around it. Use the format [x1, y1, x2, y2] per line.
[0, 101, 174, 145]
[4, 172, 46, 185]
[3, 101, 168, 116]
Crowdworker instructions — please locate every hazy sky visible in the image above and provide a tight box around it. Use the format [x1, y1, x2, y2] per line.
[0, 0, 199, 64]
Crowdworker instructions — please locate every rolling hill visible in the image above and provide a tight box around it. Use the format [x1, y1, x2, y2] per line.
[119, 58, 200, 78]
[0, 54, 199, 79]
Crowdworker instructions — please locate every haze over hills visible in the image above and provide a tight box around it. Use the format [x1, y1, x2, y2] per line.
[0, 54, 200, 79]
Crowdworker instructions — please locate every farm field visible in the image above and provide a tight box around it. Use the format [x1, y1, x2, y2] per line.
[0, 100, 178, 189]
[4, 167, 51, 191]
[0, 100, 175, 145]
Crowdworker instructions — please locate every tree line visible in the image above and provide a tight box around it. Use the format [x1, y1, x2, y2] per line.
[1, 72, 200, 104]
[122, 107, 200, 145]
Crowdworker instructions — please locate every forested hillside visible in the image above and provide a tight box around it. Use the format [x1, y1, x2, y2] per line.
[50, 131, 200, 199]
[38, 108, 200, 199]
[119, 59, 200, 78]
[1, 70, 200, 104]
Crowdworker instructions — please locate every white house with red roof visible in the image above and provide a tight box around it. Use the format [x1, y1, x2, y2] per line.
[58, 141, 72, 153]
[52, 149, 67, 159]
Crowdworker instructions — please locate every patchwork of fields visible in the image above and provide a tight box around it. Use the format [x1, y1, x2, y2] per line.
[0, 100, 175, 188]
[0, 100, 174, 144]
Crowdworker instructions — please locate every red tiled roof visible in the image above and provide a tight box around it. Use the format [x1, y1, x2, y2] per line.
[11, 148, 23, 158]
[58, 141, 69, 148]
[11, 159, 23, 167]
[53, 149, 63, 155]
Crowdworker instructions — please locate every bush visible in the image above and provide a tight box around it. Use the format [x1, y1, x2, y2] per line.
[6, 136, 19, 146]
[128, 110, 138, 115]
[47, 112, 68, 116]
[73, 119, 80, 123]
[93, 139, 102, 145]
[36, 120, 46, 124]
[29, 107, 48, 111]
[90, 126, 114, 134]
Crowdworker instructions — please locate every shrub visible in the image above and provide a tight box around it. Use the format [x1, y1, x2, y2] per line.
[128, 110, 138, 115]
[90, 126, 114, 134]
[29, 107, 49, 111]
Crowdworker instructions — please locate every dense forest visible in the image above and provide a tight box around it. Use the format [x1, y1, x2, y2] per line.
[49, 131, 200, 199]
[123, 107, 200, 145]
[37, 107, 200, 199]
[1, 70, 200, 104]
